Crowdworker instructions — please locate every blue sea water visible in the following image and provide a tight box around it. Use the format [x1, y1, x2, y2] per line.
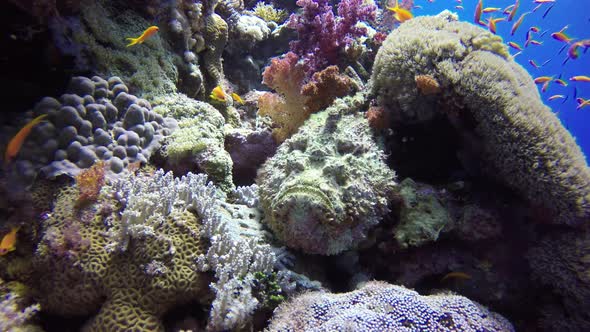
[413, 0, 590, 159]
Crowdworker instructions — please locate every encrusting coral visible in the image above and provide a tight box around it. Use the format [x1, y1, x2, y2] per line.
[266, 280, 514, 331]
[152, 93, 234, 191]
[370, 11, 590, 225]
[257, 93, 396, 255]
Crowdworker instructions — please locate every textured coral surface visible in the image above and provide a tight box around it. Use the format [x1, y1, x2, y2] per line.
[267, 281, 515, 331]
[371, 11, 590, 225]
[258, 94, 396, 255]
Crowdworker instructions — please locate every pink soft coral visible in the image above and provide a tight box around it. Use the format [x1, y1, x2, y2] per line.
[258, 53, 354, 142]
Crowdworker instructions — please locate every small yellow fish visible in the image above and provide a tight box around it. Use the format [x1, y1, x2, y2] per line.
[554, 78, 568, 87]
[210, 86, 227, 102]
[126, 26, 159, 47]
[387, 0, 413, 23]
[441, 271, 472, 282]
[4, 114, 48, 165]
[231, 92, 244, 105]
[0, 227, 19, 256]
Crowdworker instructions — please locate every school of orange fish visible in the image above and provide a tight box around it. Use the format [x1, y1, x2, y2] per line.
[417, 0, 589, 110]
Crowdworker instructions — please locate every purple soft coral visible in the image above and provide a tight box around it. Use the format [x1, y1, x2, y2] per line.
[287, 0, 376, 74]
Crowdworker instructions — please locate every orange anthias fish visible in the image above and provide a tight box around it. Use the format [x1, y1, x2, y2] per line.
[510, 12, 530, 36]
[4, 114, 48, 165]
[507, 0, 519, 21]
[570, 76, 590, 82]
[482, 7, 501, 13]
[0, 227, 19, 256]
[387, 0, 413, 23]
[441, 271, 472, 282]
[534, 76, 553, 83]
[551, 25, 574, 44]
[210, 86, 227, 102]
[548, 94, 566, 101]
[231, 92, 244, 105]
[474, 0, 483, 25]
[508, 41, 523, 51]
[487, 17, 505, 34]
[567, 39, 590, 60]
[576, 98, 590, 110]
[126, 26, 159, 47]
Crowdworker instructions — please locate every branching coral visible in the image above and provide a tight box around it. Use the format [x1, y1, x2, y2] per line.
[258, 52, 310, 142]
[252, 2, 287, 24]
[286, 0, 376, 73]
[258, 53, 354, 142]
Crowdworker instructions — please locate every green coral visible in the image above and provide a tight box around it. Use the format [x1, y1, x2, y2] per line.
[253, 271, 286, 310]
[371, 11, 590, 225]
[33, 184, 210, 331]
[394, 179, 450, 248]
[252, 2, 287, 24]
[154, 93, 234, 191]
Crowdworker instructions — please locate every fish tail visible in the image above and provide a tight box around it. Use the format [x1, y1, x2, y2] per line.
[126, 37, 139, 47]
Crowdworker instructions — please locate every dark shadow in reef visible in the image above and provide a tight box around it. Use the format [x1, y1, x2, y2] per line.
[0, 2, 91, 119]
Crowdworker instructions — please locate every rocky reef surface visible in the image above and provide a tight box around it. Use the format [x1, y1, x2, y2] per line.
[0, 3, 588, 332]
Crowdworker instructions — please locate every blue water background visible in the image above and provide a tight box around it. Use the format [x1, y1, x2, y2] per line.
[412, 0, 590, 160]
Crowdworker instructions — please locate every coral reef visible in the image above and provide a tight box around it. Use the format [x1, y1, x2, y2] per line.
[200, 5, 229, 92]
[0, 280, 41, 332]
[152, 93, 234, 191]
[189, 174, 277, 331]
[9, 76, 177, 182]
[251, 2, 287, 24]
[60, 0, 183, 97]
[266, 280, 514, 331]
[370, 11, 590, 225]
[225, 128, 277, 185]
[259, 54, 354, 142]
[33, 171, 215, 331]
[394, 178, 451, 249]
[286, 0, 377, 73]
[257, 93, 396, 255]
[527, 230, 590, 330]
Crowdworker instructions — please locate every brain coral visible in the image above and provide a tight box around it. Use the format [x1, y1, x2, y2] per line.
[266, 280, 514, 331]
[33, 173, 210, 331]
[257, 93, 396, 255]
[370, 11, 590, 225]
